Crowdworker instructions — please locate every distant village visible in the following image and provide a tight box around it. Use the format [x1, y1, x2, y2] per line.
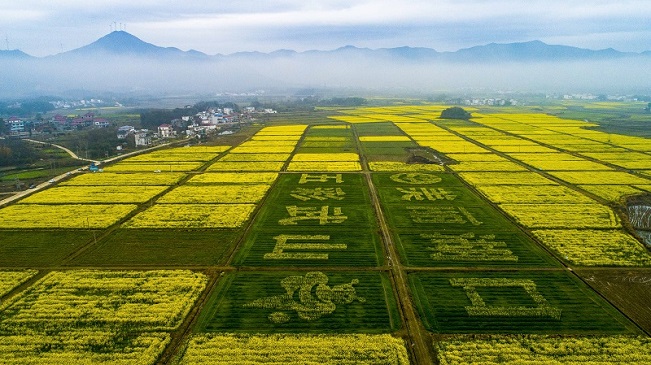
[2, 106, 277, 148]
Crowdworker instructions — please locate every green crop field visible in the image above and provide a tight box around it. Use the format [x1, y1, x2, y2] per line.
[409, 270, 640, 334]
[197, 271, 400, 333]
[233, 173, 384, 267]
[0, 230, 95, 266]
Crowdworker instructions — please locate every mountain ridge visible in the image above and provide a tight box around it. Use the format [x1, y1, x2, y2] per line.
[9, 31, 650, 61]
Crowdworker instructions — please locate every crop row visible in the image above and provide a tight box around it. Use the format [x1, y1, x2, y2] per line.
[174, 333, 409, 365]
[157, 184, 271, 204]
[436, 335, 651, 365]
[61, 172, 186, 186]
[0, 204, 138, 229]
[124, 204, 257, 228]
[19, 185, 168, 204]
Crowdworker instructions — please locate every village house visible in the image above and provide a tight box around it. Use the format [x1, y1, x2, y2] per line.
[158, 124, 175, 138]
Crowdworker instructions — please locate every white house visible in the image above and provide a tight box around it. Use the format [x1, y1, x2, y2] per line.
[158, 124, 174, 138]
[134, 130, 151, 147]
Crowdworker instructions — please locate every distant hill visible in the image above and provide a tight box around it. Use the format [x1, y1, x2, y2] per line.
[52, 31, 209, 60]
[0, 49, 34, 60]
[447, 40, 629, 61]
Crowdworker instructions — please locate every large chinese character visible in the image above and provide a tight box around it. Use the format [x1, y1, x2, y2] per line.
[264, 234, 347, 260]
[424, 233, 518, 262]
[244, 272, 365, 323]
[298, 173, 343, 184]
[290, 187, 346, 201]
[278, 206, 348, 225]
[397, 187, 456, 201]
[407, 206, 482, 225]
[449, 278, 561, 319]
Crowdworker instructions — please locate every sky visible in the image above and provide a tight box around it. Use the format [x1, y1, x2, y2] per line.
[2, 0, 651, 57]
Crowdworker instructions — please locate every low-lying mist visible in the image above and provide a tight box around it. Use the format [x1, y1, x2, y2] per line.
[1, 53, 649, 98]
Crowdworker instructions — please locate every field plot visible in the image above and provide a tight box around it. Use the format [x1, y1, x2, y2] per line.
[219, 153, 290, 161]
[0, 270, 37, 297]
[0, 270, 206, 364]
[549, 171, 651, 185]
[499, 203, 620, 229]
[409, 271, 638, 334]
[197, 271, 400, 332]
[0, 270, 207, 332]
[0, 331, 170, 365]
[19, 185, 168, 204]
[295, 124, 356, 154]
[71, 229, 242, 266]
[531, 230, 651, 266]
[186, 172, 279, 184]
[157, 184, 271, 204]
[577, 269, 651, 333]
[60, 172, 186, 186]
[174, 333, 409, 365]
[103, 162, 205, 172]
[0, 204, 138, 229]
[206, 161, 285, 171]
[368, 161, 445, 172]
[372, 172, 556, 267]
[474, 185, 595, 204]
[436, 335, 651, 365]
[0, 231, 95, 266]
[580, 184, 649, 203]
[234, 173, 383, 267]
[119, 150, 225, 163]
[123, 204, 256, 228]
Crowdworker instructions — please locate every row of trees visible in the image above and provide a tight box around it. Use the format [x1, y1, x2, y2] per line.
[0, 139, 40, 167]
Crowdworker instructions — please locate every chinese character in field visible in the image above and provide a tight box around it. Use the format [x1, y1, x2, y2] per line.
[244, 271, 365, 323]
[398, 187, 456, 201]
[298, 173, 344, 184]
[449, 277, 561, 320]
[407, 206, 482, 225]
[264, 234, 347, 260]
[390, 173, 442, 185]
[278, 206, 348, 225]
[290, 187, 346, 201]
[424, 233, 518, 262]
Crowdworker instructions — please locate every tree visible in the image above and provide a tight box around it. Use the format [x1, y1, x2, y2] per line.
[0, 118, 6, 135]
[440, 107, 472, 120]
[645, 103, 651, 113]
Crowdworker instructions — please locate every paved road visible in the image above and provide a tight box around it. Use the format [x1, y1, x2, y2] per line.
[23, 138, 100, 164]
[0, 141, 173, 208]
[0, 168, 83, 207]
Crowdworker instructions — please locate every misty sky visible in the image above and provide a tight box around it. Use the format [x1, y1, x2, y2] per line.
[2, 0, 651, 57]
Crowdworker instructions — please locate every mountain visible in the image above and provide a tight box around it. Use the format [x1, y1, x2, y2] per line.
[447, 40, 629, 61]
[0, 49, 34, 60]
[53, 31, 209, 60]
